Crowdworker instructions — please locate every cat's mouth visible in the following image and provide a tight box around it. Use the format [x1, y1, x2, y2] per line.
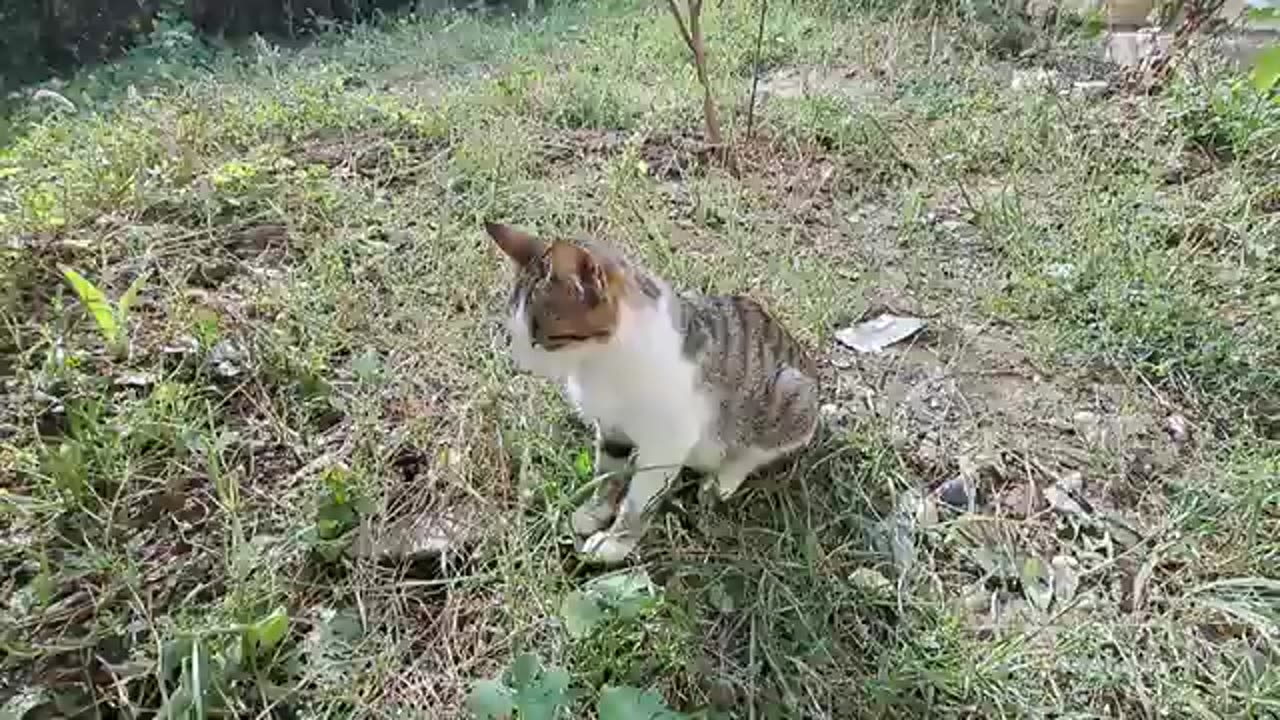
[541, 331, 610, 348]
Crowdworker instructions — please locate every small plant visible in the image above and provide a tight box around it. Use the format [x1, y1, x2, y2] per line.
[302, 465, 370, 562]
[465, 653, 693, 720]
[60, 266, 148, 357]
[466, 653, 576, 720]
[157, 607, 293, 719]
[467, 570, 698, 720]
[559, 569, 657, 640]
[192, 307, 221, 350]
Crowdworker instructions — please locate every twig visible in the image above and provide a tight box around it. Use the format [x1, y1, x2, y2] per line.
[664, 0, 737, 173]
[746, 0, 769, 141]
[665, 0, 695, 50]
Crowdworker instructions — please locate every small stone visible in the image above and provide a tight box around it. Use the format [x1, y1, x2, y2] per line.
[935, 476, 974, 511]
[820, 403, 851, 427]
[1058, 470, 1084, 495]
[114, 371, 158, 388]
[162, 335, 200, 355]
[848, 567, 892, 594]
[1010, 68, 1058, 93]
[1071, 80, 1110, 97]
[1044, 262, 1075, 280]
[1165, 413, 1190, 444]
[207, 340, 245, 378]
[1072, 411, 1103, 445]
[1044, 484, 1086, 515]
[1051, 555, 1080, 604]
[962, 584, 992, 613]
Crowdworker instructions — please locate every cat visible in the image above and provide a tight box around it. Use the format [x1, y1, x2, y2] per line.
[486, 221, 820, 564]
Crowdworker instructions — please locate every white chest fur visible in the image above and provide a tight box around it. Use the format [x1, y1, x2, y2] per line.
[510, 298, 722, 469]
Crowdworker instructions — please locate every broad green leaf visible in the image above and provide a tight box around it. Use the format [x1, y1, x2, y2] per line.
[351, 348, 382, 384]
[465, 679, 515, 720]
[560, 590, 605, 639]
[157, 685, 194, 720]
[589, 569, 655, 618]
[0, 687, 51, 720]
[319, 608, 365, 646]
[509, 652, 542, 689]
[160, 637, 194, 680]
[598, 685, 686, 720]
[511, 666, 573, 720]
[1250, 45, 1280, 92]
[60, 266, 118, 344]
[251, 606, 290, 655]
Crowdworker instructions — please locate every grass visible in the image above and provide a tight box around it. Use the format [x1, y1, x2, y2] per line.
[1, 0, 1278, 717]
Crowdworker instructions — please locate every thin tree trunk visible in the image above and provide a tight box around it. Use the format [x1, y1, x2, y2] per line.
[664, 0, 736, 173]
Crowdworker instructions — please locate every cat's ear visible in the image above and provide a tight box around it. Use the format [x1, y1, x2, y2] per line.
[485, 222, 545, 266]
[576, 248, 611, 305]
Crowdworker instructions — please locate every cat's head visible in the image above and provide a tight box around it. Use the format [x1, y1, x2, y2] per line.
[486, 221, 623, 366]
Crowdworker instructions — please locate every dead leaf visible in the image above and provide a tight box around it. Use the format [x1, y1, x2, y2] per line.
[834, 314, 926, 353]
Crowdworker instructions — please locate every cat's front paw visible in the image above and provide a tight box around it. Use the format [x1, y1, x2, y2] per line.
[580, 531, 637, 565]
[571, 499, 614, 536]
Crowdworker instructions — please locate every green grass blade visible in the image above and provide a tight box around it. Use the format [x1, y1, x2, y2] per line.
[117, 269, 149, 321]
[60, 266, 118, 345]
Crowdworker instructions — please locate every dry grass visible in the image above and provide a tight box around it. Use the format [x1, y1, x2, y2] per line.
[1, 1, 1277, 718]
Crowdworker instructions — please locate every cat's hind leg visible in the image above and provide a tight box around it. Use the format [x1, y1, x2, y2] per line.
[714, 448, 776, 500]
[571, 424, 634, 536]
[716, 366, 818, 500]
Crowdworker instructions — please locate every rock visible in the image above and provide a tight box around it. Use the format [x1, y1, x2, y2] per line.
[353, 507, 482, 567]
[834, 314, 926, 354]
[1043, 262, 1075, 280]
[1044, 484, 1087, 515]
[1010, 68, 1058, 93]
[820, 403, 852, 427]
[848, 567, 892, 595]
[1072, 411, 1103, 445]
[1058, 470, 1084, 495]
[935, 476, 975, 511]
[1104, 31, 1172, 67]
[207, 339, 245, 378]
[162, 335, 200, 355]
[1165, 413, 1190, 444]
[1070, 80, 1111, 98]
[114, 371, 159, 388]
[1051, 555, 1080, 604]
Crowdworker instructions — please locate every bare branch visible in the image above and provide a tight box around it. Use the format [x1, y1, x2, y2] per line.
[745, 0, 768, 140]
[663, 0, 735, 173]
[664, 0, 695, 52]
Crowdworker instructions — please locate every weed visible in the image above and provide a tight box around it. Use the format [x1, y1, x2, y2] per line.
[59, 266, 149, 358]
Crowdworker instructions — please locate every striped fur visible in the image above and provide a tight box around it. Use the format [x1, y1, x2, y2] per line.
[486, 221, 819, 565]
